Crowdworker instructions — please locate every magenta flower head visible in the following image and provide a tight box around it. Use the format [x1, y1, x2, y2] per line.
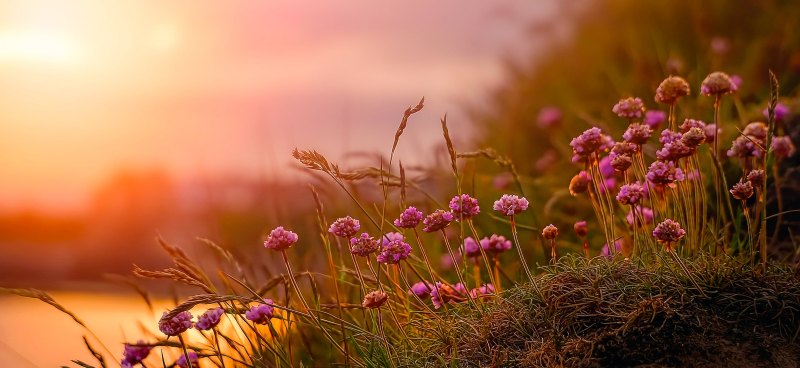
[329, 216, 360, 238]
[431, 282, 467, 309]
[622, 123, 652, 145]
[469, 284, 495, 298]
[574, 221, 588, 237]
[626, 206, 654, 228]
[394, 206, 424, 228]
[747, 170, 765, 189]
[599, 155, 615, 178]
[610, 153, 633, 172]
[655, 76, 691, 104]
[701, 71, 734, 96]
[647, 161, 685, 187]
[743, 122, 768, 140]
[537, 106, 563, 128]
[645, 110, 667, 128]
[349, 233, 379, 257]
[570, 127, 615, 161]
[612, 142, 639, 157]
[176, 352, 199, 368]
[462, 237, 481, 258]
[704, 124, 719, 143]
[376, 236, 411, 264]
[121, 340, 152, 367]
[679, 118, 706, 133]
[727, 135, 763, 158]
[617, 182, 645, 205]
[245, 299, 275, 325]
[422, 210, 454, 232]
[656, 140, 693, 161]
[263, 226, 298, 251]
[569, 171, 591, 196]
[480, 234, 512, 254]
[771, 136, 796, 158]
[362, 290, 389, 309]
[381, 232, 405, 246]
[729, 74, 743, 91]
[764, 103, 790, 122]
[493, 194, 529, 216]
[158, 311, 193, 336]
[659, 129, 682, 145]
[409, 281, 433, 299]
[600, 239, 623, 258]
[449, 194, 480, 221]
[652, 219, 686, 244]
[612, 97, 645, 119]
[730, 181, 754, 201]
[195, 307, 225, 331]
[542, 224, 558, 240]
[680, 127, 706, 148]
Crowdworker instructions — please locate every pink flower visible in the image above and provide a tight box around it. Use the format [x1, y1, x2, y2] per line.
[422, 210, 454, 232]
[158, 311, 193, 336]
[542, 224, 558, 240]
[493, 194, 529, 216]
[462, 237, 481, 258]
[480, 234, 512, 254]
[612, 97, 645, 119]
[409, 281, 433, 299]
[652, 219, 686, 243]
[349, 233, 379, 257]
[574, 221, 588, 237]
[376, 236, 411, 264]
[570, 127, 614, 161]
[431, 282, 466, 309]
[469, 284, 495, 298]
[264, 226, 299, 251]
[537, 106, 563, 128]
[626, 206, 654, 228]
[245, 299, 275, 324]
[617, 182, 645, 205]
[329, 216, 360, 238]
[772, 136, 796, 158]
[394, 207, 424, 228]
[645, 110, 666, 128]
[362, 290, 389, 309]
[449, 194, 480, 221]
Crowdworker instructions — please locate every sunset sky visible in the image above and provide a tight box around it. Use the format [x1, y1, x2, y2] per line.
[0, 1, 572, 213]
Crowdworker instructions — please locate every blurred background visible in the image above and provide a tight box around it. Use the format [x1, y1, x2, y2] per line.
[2, 0, 799, 366]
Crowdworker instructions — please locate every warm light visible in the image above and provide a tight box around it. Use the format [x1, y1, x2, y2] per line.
[0, 30, 83, 66]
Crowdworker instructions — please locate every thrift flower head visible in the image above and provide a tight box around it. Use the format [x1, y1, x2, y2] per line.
[610, 154, 633, 172]
[409, 281, 433, 299]
[422, 210, 454, 232]
[176, 352, 199, 368]
[264, 226, 298, 251]
[652, 219, 686, 243]
[747, 169, 765, 189]
[462, 237, 481, 258]
[376, 237, 411, 264]
[574, 221, 588, 237]
[763, 103, 790, 122]
[655, 76, 690, 104]
[701, 71, 734, 96]
[626, 206, 654, 228]
[728, 135, 763, 158]
[158, 311, 193, 336]
[681, 127, 706, 148]
[542, 224, 558, 240]
[730, 181, 754, 200]
[679, 118, 706, 133]
[570, 127, 614, 161]
[612, 97, 645, 119]
[195, 307, 224, 331]
[469, 284, 495, 298]
[730, 74, 743, 91]
[617, 182, 645, 205]
[660, 129, 683, 145]
[601, 239, 623, 258]
[362, 290, 389, 309]
[771, 136, 796, 158]
[656, 140, 693, 161]
[493, 194, 529, 216]
[743, 122, 768, 140]
[612, 142, 639, 156]
[623, 123, 652, 145]
[431, 282, 466, 309]
[381, 232, 404, 246]
[537, 106, 562, 128]
[599, 156, 615, 178]
[329, 216, 360, 238]
[394, 206, 424, 228]
[349, 233, 379, 257]
[122, 341, 152, 366]
[245, 299, 275, 325]
[449, 194, 480, 221]
[480, 234, 512, 254]
[569, 171, 591, 195]
[645, 110, 667, 128]
[647, 161, 685, 187]
[704, 124, 719, 143]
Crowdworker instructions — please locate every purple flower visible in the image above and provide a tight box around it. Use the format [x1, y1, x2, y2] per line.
[610, 153, 633, 172]
[121, 340, 152, 366]
[469, 284, 495, 298]
[727, 135, 763, 158]
[655, 76, 690, 104]
[449, 194, 480, 221]
[537, 106, 562, 128]
[730, 181, 754, 200]
[623, 123, 652, 145]
[542, 224, 558, 240]
[176, 352, 199, 368]
[381, 232, 405, 246]
[652, 219, 686, 243]
[743, 122, 768, 140]
[647, 161, 685, 187]
[616, 182, 645, 205]
[701, 71, 734, 96]
[601, 239, 623, 258]
[394, 206, 424, 228]
[569, 171, 591, 196]
[704, 124, 719, 143]
[462, 237, 481, 258]
[659, 129, 682, 144]
[763, 103, 790, 122]
[747, 169, 765, 189]
[158, 311, 193, 336]
[645, 110, 667, 128]
[376, 237, 412, 264]
[362, 290, 389, 309]
[680, 127, 706, 148]
[679, 118, 706, 133]
[656, 140, 693, 161]
[431, 282, 466, 309]
[570, 127, 614, 161]
[612, 97, 645, 119]
[245, 299, 275, 324]
[626, 206, 654, 228]
[409, 281, 433, 299]
[329, 216, 360, 238]
[599, 156, 615, 178]
[195, 307, 224, 331]
[480, 234, 512, 254]
[612, 142, 639, 156]
[263, 226, 299, 251]
[729, 74, 743, 92]
[422, 210, 454, 232]
[574, 221, 588, 237]
[771, 136, 796, 158]
[493, 194, 529, 216]
[349, 233, 379, 257]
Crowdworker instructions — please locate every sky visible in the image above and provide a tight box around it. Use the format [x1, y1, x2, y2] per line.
[0, 1, 572, 213]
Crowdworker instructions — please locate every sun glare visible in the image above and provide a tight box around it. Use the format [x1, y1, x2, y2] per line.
[0, 30, 83, 66]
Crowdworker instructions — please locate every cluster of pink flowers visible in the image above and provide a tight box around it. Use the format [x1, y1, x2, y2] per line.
[158, 311, 194, 336]
[376, 232, 412, 264]
[394, 206, 424, 228]
[349, 233, 379, 257]
[612, 97, 645, 119]
[430, 282, 467, 309]
[263, 226, 299, 251]
[493, 194, 529, 216]
[121, 341, 152, 368]
[569, 127, 615, 163]
[423, 209, 454, 232]
[449, 194, 480, 220]
[329, 216, 360, 238]
[195, 307, 225, 331]
[245, 299, 275, 324]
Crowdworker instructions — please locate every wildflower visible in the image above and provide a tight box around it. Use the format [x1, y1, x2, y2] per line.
[121, 341, 152, 367]
[610, 154, 633, 172]
[704, 124, 719, 143]
[681, 127, 706, 148]
[493, 194, 529, 216]
[176, 352, 199, 368]
[622, 123, 652, 144]
[701, 71, 734, 96]
[727, 135, 763, 158]
[569, 171, 591, 195]
[612, 142, 640, 156]
[679, 118, 706, 133]
[612, 97, 645, 119]
[349, 233, 379, 257]
[362, 290, 389, 309]
[569, 127, 614, 161]
[626, 206, 654, 228]
[195, 307, 224, 331]
[535, 149, 559, 171]
[329, 216, 360, 238]
[599, 155, 615, 178]
[645, 110, 667, 128]
[763, 103, 790, 122]
[422, 210, 454, 232]
[574, 221, 588, 237]
[652, 219, 686, 243]
[409, 281, 433, 299]
[601, 239, 623, 257]
[600, 177, 618, 194]
[381, 232, 404, 246]
[376, 236, 412, 264]
[158, 311, 193, 336]
[469, 284, 495, 298]
[655, 76, 690, 104]
[480, 234, 512, 254]
[647, 161, 685, 187]
[430, 282, 466, 309]
[393, 206, 424, 228]
[537, 106, 562, 128]
[771, 136, 796, 158]
[449, 194, 480, 221]
[245, 299, 275, 324]
[462, 237, 481, 258]
[729, 74, 743, 91]
[656, 140, 693, 161]
[659, 129, 682, 144]
[730, 181, 754, 200]
[743, 122, 768, 140]
[440, 253, 456, 270]
[263, 226, 299, 251]
[542, 224, 558, 240]
[616, 182, 645, 205]
[747, 170, 765, 189]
